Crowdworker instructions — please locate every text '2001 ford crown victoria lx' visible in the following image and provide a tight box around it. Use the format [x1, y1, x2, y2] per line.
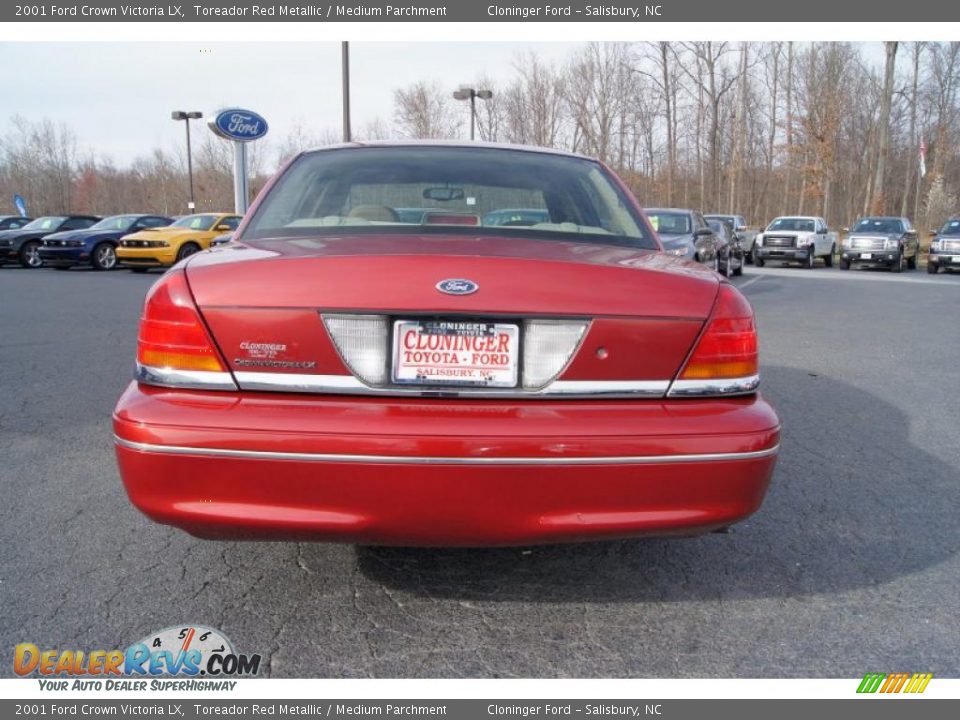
[113, 142, 781, 547]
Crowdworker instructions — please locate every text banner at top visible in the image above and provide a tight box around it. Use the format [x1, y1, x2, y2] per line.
[5, 1, 960, 23]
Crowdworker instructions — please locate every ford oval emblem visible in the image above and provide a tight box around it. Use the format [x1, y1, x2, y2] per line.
[209, 108, 269, 143]
[436, 278, 479, 296]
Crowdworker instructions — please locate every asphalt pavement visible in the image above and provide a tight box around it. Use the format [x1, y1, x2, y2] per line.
[1, 261, 958, 678]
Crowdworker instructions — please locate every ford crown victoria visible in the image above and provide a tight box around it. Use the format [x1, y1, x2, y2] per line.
[113, 142, 780, 546]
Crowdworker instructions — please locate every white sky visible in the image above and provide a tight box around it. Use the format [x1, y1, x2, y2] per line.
[0, 42, 585, 167]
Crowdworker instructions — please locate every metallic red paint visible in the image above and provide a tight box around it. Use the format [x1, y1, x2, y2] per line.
[114, 383, 779, 545]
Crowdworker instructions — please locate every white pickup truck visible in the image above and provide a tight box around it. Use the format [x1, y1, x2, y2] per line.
[753, 216, 839, 268]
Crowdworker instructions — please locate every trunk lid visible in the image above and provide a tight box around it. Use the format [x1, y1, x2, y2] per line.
[187, 235, 720, 387]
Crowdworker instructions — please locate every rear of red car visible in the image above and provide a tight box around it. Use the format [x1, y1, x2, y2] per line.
[114, 142, 779, 546]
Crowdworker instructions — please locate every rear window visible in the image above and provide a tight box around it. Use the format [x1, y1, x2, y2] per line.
[242, 146, 656, 249]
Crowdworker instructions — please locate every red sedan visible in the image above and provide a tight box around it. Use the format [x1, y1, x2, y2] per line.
[114, 142, 779, 546]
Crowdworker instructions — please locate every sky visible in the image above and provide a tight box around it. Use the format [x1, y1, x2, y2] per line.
[0, 42, 585, 169]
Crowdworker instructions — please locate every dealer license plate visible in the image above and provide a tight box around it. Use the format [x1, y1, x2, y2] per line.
[392, 320, 519, 387]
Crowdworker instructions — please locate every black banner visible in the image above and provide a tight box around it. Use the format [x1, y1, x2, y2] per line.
[4, 1, 960, 23]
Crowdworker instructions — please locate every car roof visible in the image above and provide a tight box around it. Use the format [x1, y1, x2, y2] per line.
[301, 139, 596, 162]
[646, 208, 694, 214]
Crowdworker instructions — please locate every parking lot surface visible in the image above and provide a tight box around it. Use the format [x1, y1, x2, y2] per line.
[1, 263, 958, 677]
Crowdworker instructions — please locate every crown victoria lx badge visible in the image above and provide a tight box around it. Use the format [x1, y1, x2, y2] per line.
[436, 278, 479, 295]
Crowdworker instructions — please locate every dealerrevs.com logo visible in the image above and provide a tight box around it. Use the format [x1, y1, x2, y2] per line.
[14, 625, 261, 691]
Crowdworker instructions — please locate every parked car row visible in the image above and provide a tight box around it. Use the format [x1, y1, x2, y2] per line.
[0, 213, 241, 271]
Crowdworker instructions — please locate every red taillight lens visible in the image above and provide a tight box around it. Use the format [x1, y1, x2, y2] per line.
[680, 284, 758, 380]
[137, 270, 226, 373]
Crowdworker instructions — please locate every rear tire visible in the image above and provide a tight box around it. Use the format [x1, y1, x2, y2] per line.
[907, 251, 917, 269]
[19, 241, 42, 269]
[754, 253, 765, 268]
[927, 261, 938, 274]
[824, 245, 835, 267]
[732, 254, 744, 277]
[891, 251, 903, 273]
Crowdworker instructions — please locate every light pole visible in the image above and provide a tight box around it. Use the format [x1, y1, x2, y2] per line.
[342, 42, 352, 142]
[453, 86, 492, 141]
[171, 110, 202, 213]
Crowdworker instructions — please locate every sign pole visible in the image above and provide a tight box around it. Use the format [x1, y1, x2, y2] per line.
[233, 141, 249, 214]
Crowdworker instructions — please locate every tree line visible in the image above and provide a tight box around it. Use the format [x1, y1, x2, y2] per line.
[2, 42, 958, 229]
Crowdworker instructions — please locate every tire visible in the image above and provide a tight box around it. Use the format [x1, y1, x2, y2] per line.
[723, 251, 733, 278]
[891, 251, 903, 273]
[824, 245, 835, 267]
[176, 242, 200, 262]
[840, 257, 851, 270]
[732, 254, 744, 277]
[754, 251, 765, 268]
[805, 248, 815, 269]
[92, 242, 117, 271]
[927, 261, 938, 275]
[18, 241, 43, 269]
[907, 251, 917, 270]
[744, 247, 754, 265]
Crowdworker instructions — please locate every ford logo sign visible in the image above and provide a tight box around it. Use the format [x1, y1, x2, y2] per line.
[436, 279, 479, 296]
[209, 108, 269, 142]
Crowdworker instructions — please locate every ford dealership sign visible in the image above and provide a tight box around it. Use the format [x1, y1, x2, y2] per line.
[210, 108, 268, 142]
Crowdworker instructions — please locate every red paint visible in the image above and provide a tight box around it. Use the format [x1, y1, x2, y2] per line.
[114, 382, 779, 545]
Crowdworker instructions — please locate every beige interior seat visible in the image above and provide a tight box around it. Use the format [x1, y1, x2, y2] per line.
[347, 205, 400, 222]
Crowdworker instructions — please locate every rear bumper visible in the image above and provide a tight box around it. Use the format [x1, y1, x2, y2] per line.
[113, 382, 780, 546]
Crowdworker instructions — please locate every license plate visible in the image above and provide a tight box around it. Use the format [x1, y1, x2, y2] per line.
[861, 253, 872, 259]
[392, 320, 519, 387]
[951, 256, 960, 262]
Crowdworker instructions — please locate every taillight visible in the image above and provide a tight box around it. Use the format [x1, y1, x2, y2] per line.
[137, 270, 230, 380]
[670, 284, 759, 397]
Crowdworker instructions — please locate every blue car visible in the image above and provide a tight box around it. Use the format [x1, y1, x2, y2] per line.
[39, 214, 172, 270]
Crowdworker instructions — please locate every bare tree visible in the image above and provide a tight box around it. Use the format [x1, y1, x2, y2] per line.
[393, 81, 461, 139]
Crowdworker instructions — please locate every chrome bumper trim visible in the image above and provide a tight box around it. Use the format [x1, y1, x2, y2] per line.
[667, 374, 760, 398]
[233, 371, 669, 399]
[114, 435, 779, 466]
[136, 363, 238, 391]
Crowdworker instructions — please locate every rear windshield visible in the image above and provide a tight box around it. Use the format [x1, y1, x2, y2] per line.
[242, 146, 656, 249]
[852, 218, 904, 234]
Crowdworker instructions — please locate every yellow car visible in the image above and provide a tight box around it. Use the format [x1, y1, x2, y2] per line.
[117, 213, 242, 271]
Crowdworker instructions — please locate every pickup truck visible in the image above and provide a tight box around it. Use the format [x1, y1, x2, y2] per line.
[840, 216, 919, 272]
[753, 216, 838, 268]
[704, 213, 758, 263]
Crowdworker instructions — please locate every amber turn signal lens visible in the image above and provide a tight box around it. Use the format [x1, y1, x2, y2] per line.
[680, 285, 758, 380]
[137, 270, 226, 373]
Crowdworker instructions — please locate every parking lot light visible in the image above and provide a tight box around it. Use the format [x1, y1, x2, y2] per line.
[452, 86, 493, 141]
[171, 110, 203, 214]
